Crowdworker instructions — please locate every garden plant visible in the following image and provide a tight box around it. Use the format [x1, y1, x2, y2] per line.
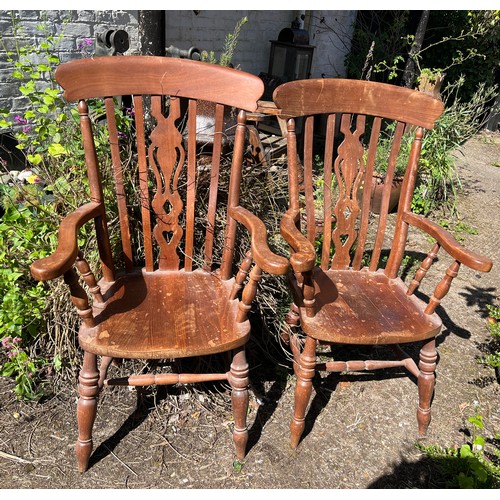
[0, 13, 290, 400]
[0, 14, 134, 399]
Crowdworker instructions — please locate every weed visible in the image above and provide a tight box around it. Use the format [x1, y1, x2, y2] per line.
[418, 404, 500, 488]
[200, 17, 248, 68]
[479, 304, 500, 370]
[232, 459, 245, 473]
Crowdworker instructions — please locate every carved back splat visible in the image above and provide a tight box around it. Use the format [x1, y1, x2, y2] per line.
[330, 114, 366, 270]
[149, 96, 185, 270]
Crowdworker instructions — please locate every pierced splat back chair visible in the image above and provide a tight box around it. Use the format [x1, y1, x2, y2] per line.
[30, 56, 289, 472]
[273, 79, 493, 449]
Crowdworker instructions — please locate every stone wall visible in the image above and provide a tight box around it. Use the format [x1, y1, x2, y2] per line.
[164, 10, 294, 76]
[0, 10, 140, 121]
[0, 9, 356, 144]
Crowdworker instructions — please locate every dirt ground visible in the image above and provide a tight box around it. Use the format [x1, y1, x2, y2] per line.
[0, 132, 499, 490]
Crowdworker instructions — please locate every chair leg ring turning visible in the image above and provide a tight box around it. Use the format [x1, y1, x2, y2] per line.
[229, 346, 250, 460]
[417, 338, 437, 436]
[290, 336, 317, 449]
[76, 352, 100, 473]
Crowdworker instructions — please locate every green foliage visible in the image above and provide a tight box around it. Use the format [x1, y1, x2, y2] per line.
[0, 197, 56, 399]
[418, 11, 500, 103]
[201, 16, 248, 68]
[413, 79, 497, 214]
[346, 11, 411, 82]
[232, 459, 245, 473]
[0, 13, 69, 165]
[480, 304, 500, 369]
[418, 405, 500, 488]
[348, 11, 499, 102]
[0, 14, 132, 399]
[345, 11, 499, 216]
[369, 77, 496, 216]
[361, 77, 495, 216]
[1, 336, 46, 400]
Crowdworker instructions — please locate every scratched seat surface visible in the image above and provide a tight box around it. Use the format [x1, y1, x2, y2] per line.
[290, 268, 442, 345]
[79, 270, 247, 359]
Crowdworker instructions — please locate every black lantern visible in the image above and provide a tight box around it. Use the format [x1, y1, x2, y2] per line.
[261, 18, 315, 99]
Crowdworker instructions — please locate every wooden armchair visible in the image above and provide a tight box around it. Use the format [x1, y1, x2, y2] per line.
[273, 78, 493, 449]
[30, 56, 289, 472]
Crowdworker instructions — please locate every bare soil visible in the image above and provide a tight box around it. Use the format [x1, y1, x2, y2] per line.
[0, 132, 499, 489]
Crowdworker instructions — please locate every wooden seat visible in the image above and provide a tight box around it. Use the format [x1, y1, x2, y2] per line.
[273, 78, 493, 449]
[30, 56, 289, 472]
[291, 268, 442, 345]
[80, 270, 247, 359]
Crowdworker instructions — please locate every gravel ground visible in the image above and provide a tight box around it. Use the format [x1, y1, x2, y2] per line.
[0, 132, 499, 490]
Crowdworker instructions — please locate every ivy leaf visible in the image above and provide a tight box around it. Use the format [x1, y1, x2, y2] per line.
[459, 444, 474, 458]
[27, 153, 43, 165]
[48, 143, 67, 157]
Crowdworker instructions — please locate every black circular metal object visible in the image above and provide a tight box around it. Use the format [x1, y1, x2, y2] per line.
[108, 29, 129, 54]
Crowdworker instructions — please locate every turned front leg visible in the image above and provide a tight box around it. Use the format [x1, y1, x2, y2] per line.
[228, 346, 249, 460]
[417, 338, 437, 436]
[75, 351, 100, 473]
[290, 335, 317, 448]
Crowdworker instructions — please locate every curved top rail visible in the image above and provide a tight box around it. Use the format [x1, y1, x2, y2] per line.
[55, 56, 264, 112]
[273, 78, 444, 129]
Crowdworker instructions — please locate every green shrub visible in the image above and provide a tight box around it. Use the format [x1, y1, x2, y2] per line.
[0, 14, 129, 398]
[0, 185, 59, 398]
[418, 405, 500, 488]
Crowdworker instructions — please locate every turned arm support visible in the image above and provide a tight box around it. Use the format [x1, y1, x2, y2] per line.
[404, 212, 493, 272]
[403, 212, 493, 314]
[30, 201, 103, 281]
[280, 208, 316, 273]
[229, 206, 290, 276]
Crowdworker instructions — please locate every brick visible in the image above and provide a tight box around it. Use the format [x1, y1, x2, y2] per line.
[0, 9, 357, 118]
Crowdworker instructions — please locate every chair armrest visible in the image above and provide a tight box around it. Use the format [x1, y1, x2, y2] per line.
[280, 208, 316, 273]
[31, 201, 104, 281]
[229, 206, 290, 275]
[403, 212, 493, 272]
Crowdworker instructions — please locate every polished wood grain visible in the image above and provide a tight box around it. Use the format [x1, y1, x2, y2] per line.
[273, 77, 445, 128]
[56, 56, 264, 112]
[274, 77, 493, 449]
[30, 56, 287, 473]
